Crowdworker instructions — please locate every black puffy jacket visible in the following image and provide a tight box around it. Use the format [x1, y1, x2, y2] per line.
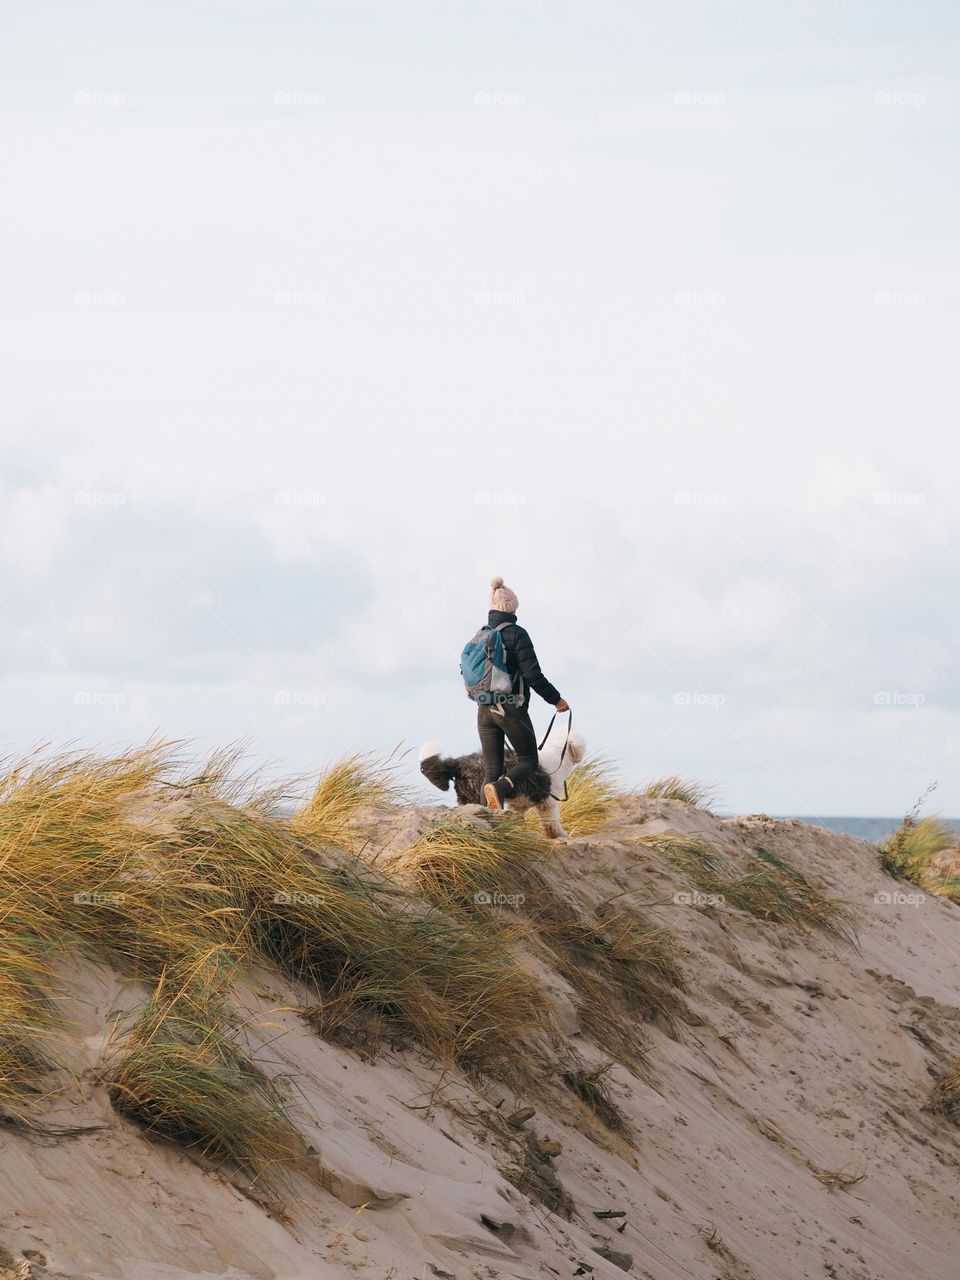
[487, 609, 562, 707]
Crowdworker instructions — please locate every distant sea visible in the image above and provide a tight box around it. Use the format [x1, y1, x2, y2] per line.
[777, 816, 960, 844]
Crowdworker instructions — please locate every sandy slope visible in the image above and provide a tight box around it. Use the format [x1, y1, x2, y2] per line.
[2, 798, 960, 1280]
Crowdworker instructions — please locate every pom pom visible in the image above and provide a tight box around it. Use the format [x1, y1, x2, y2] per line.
[490, 576, 504, 590]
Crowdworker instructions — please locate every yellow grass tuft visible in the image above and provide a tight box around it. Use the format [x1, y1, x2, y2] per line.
[650, 833, 856, 941]
[291, 753, 403, 847]
[102, 986, 304, 1183]
[0, 741, 548, 1179]
[0, 939, 57, 1110]
[879, 815, 960, 903]
[642, 775, 715, 811]
[558, 758, 622, 836]
[394, 811, 549, 914]
[932, 1059, 960, 1123]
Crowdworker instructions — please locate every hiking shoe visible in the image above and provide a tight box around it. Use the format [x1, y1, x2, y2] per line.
[483, 781, 505, 811]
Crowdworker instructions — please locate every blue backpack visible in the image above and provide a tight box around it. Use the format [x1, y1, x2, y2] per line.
[460, 622, 517, 704]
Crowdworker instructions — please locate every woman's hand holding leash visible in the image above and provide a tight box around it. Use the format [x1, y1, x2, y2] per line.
[555, 698, 570, 713]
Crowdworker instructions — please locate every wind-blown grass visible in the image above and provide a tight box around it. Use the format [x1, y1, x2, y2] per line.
[0, 939, 57, 1110]
[395, 811, 549, 914]
[642, 776, 715, 811]
[392, 810, 685, 1055]
[558, 758, 622, 835]
[547, 907, 685, 1045]
[181, 797, 542, 1061]
[932, 1059, 960, 1123]
[879, 814, 960, 903]
[103, 987, 303, 1183]
[0, 744, 547, 1179]
[648, 832, 856, 941]
[291, 753, 403, 848]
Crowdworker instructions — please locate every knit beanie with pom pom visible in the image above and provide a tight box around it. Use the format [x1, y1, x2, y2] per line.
[490, 576, 519, 613]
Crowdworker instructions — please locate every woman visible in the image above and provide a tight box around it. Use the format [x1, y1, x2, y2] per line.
[479, 576, 570, 810]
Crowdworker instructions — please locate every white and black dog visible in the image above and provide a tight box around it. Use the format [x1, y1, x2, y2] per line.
[419, 725, 585, 839]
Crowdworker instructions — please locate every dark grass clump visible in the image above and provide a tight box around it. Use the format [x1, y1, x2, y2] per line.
[394, 811, 687, 1060]
[932, 1060, 960, 1124]
[103, 989, 304, 1184]
[646, 831, 856, 942]
[642, 776, 715, 811]
[561, 1062, 626, 1132]
[879, 794, 960, 904]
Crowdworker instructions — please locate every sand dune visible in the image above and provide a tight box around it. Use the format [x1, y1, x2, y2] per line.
[2, 790, 960, 1280]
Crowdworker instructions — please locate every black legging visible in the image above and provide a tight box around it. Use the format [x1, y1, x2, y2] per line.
[477, 702, 539, 789]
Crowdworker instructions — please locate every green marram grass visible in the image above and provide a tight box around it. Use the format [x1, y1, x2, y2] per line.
[0, 743, 548, 1180]
[642, 775, 716, 811]
[640, 831, 856, 941]
[879, 815, 960, 903]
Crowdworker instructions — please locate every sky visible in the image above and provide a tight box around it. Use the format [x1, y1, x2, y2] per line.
[1, 1, 958, 816]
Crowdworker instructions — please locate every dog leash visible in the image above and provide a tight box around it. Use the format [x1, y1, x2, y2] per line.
[538, 709, 573, 801]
